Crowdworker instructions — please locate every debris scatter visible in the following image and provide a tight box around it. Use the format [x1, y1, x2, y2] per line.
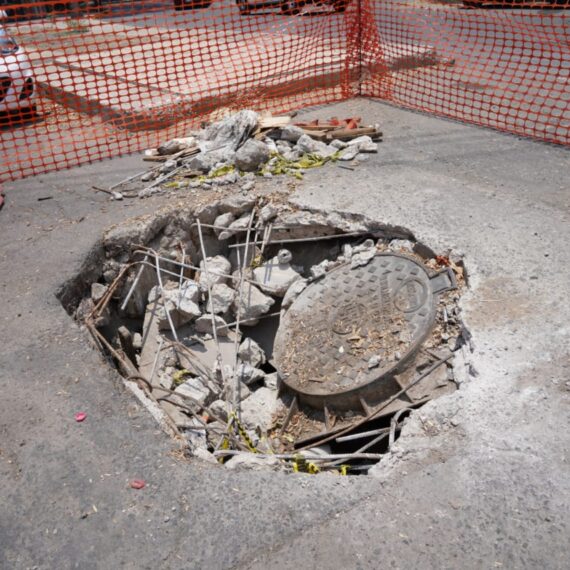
[80, 199, 467, 475]
[94, 111, 383, 199]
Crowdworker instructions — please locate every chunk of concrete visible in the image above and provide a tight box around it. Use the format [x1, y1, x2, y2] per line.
[207, 283, 235, 314]
[235, 139, 271, 172]
[194, 314, 229, 336]
[260, 204, 278, 223]
[91, 282, 108, 303]
[235, 363, 266, 386]
[199, 255, 231, 291]
[232, 283, 275, 326]
[295, 134, 336, 158]
[282, 278, 308, 310]
[238, 338, 266, 368]
[224, 454, 283, 471]
[347, 135, 378, 153]
[240, 387, 282, 431]
[218, 213, 251, 241]
[280, 124, 304, 143]
[210, 399, 229, 422]
[351, 239, 377, 269]
[203, 109, 259, 152]
[213, 212, 236, 235]
[218, 195, 256, 216]
[175, 376, 211, 407]
[253, 252, 301, 297]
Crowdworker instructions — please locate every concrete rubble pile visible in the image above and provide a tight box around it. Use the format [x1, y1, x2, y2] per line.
[81, 199, 466, 474]
[104, 110, 382, 200]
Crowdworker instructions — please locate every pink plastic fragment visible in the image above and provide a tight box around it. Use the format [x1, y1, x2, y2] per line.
[130, 479, 146, 490]
[74, 412, 87, 422]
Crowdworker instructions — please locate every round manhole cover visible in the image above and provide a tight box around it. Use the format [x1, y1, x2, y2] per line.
[273, 253, 441, 410]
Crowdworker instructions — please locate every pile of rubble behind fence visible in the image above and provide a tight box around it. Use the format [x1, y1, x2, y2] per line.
[96, 111, 382, 200]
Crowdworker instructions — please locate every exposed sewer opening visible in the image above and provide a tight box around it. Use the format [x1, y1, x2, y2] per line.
[63, 197, 469, 476]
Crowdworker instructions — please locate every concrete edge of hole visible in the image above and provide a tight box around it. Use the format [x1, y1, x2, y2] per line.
[56, 195, 472, 474]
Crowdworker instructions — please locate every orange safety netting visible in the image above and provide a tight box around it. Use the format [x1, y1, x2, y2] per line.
[0, 0, 568, 181]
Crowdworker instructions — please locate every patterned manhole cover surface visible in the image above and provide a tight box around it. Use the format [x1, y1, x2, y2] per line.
[273, 253, 447, 409]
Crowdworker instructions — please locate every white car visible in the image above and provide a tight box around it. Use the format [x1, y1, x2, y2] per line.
[0, 26, 35, 115]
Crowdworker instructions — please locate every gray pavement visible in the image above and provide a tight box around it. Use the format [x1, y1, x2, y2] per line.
[1, 98, 569, 569]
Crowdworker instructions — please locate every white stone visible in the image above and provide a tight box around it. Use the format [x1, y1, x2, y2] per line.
[310, 260, 330, 279]
[194, 314, 229, 336]
[253, 253, 301, 297]
[224, 454, 282, 471]
[91, 282, 108, 303]
[276, 140, 292, 153]
[280, 124, 304, 143]
[207, 283, 235, 314]
[347, 135, 378, 153]
[232, 283, 275, 325]
[368, 355, 381, 369]
[235, 363, 266, 386]
[210, 399, 228, 422]
[175, 377, 211, 407]
[260, 204, 278, 223]
[160, 159, 178, 174]
[176, 280, 201, 319]
[351, 239, 377, 269]
[199, 256, 231, 291]
[132, 332, 143, 350]
[339, 145, 360, 161]
[240, 387, 283, 431]
[240, 180, 255, 192]
[213, 212, 236, 234]
[296, 134, 336, 158]
[235, 139, 271, 172]
[238, 338, 266, 368]
[218, 213, 251, 241]
[264, 137, 279, 153]
[330, 139, 348, 149]
[263, 372, 279, 391]
[389, 239, 414, 253]
[282, 278, 308, 309]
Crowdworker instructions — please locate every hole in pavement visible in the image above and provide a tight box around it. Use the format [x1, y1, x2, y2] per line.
[60, 196, 469, 475]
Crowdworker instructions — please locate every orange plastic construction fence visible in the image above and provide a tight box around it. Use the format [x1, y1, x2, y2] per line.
[0, 0, 568, 181]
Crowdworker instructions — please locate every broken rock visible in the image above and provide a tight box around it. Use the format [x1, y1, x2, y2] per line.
[203, 110, 259, 152]
[253, 250, 301, 297]
[240, 387, 282, 431]
[199, 256, 231, 291]
[232, 283, 275, 325]
[295, 134, 336, 158]
[280, 124, 305, 143]
[224, 454, 282, 471]
[282, 278, 308, 309]
[207, 283, 235, 314]
[347, 135, 378, 153]
[175, 376, 211, 407]
[213, 212, 235, 234]
[194, 314, 229, 336]
[238, 338, 266, 368]
[235, 363, 266, 386]
[218, 213, 251, 241]
[234, 139, 271, 172]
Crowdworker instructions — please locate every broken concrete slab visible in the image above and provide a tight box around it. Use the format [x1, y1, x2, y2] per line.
[238, 338, 266, 368]
[198, 256, 231, 291]
[253, 252, 301, 297]
[232, 283, 275, 326]
[194, 314, 229, 337]
[207, 283, 235, 314]
[240, 387, 283, 431]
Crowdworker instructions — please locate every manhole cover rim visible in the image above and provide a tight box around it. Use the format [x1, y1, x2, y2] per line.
[273, 252, 440, 405]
